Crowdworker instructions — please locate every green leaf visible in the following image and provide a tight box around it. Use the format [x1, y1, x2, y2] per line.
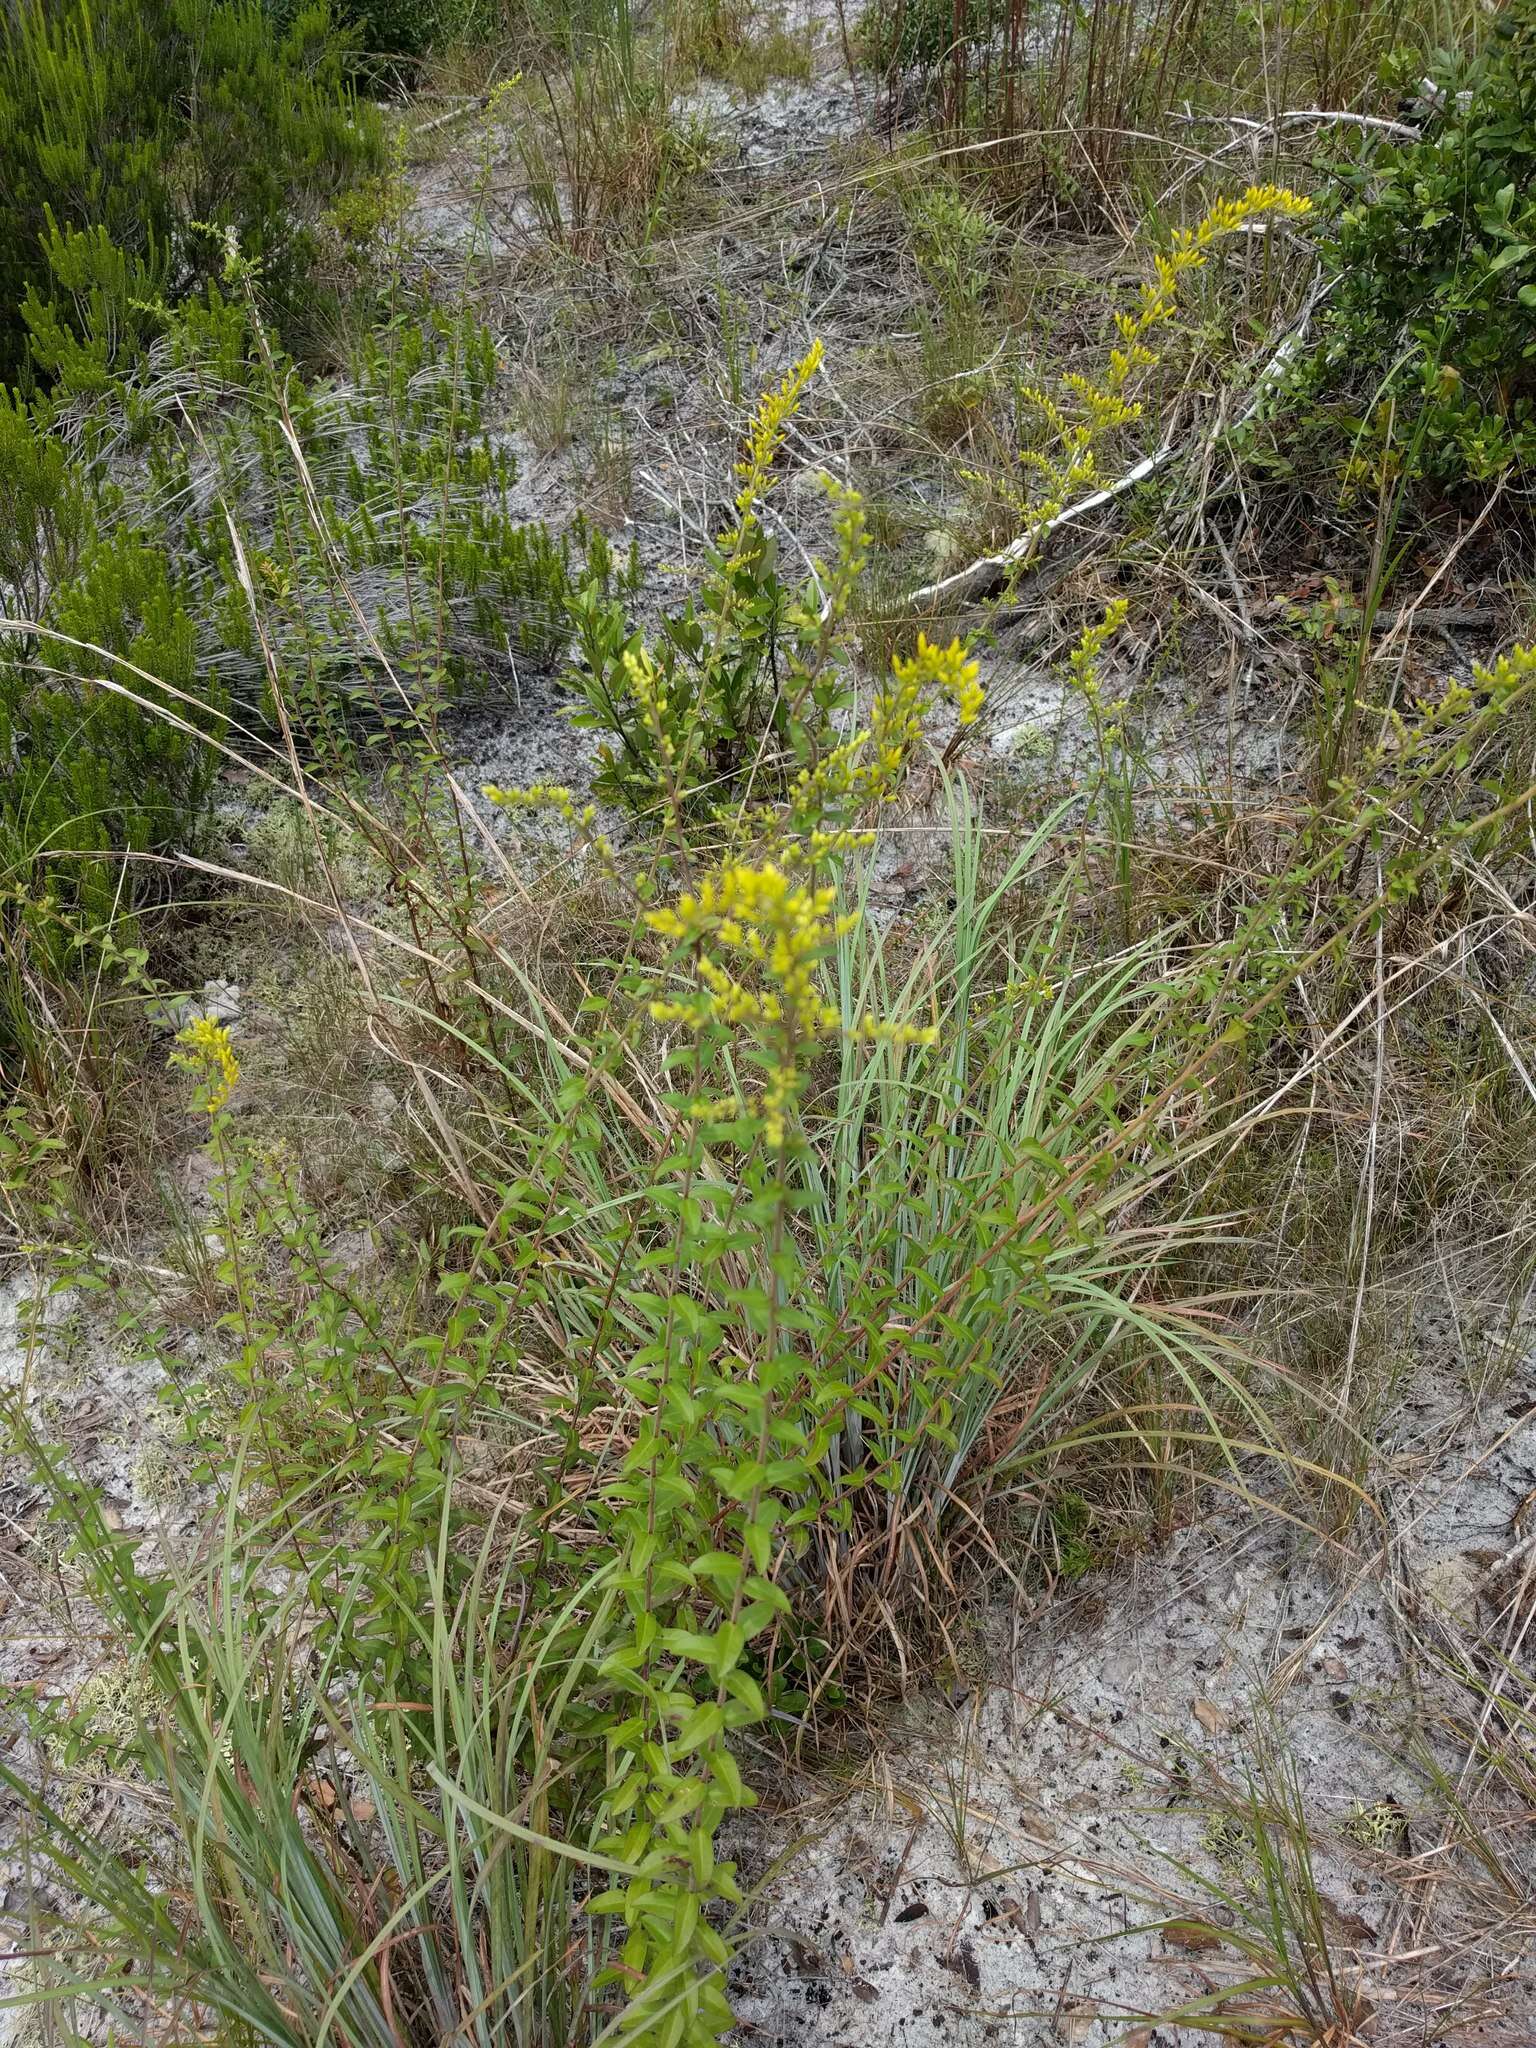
[705, 1747, 749, 1804]
[1488, 240, 1532, 273]
[674, 1700, 725, 1753]
[692, 1551, 747, 1593]
[659, 1627, 719, 1665]
[710, 1621, 747, 1675]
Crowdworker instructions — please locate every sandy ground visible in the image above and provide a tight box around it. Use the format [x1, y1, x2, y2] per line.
[726, 1333, 1536, 2045]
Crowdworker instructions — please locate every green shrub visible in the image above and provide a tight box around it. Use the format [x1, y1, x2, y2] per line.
[1301, 7, 1536, 489]
[158, 290, 600, 715]
[0, 0, 384, 379]
[0, 385, 216, 910]
[0, 257, 597, 1117]
[18, 220, 170, 399]
[0, 450, 220, 1103]
[267, 0, 463, 58]
[0, 383, 86, 616]
[19, 271, 596, 717]
[333, 0, 441, 54]
[857, 0, 1003, 76]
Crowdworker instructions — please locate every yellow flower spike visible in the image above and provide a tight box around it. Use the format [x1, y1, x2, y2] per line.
[170, 1014, 241, 1115]
[806, 827, 877, 860]
[734, 339, 825, 511]
[645, 855, 874, 1146]
[1004, 183, 1311, 547]
[1068, 598, 1130, 705]
[1471, 642, 1536, 701]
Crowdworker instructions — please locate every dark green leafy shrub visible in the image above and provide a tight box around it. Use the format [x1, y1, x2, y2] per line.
[266, 0, 450, 58]
[152, 292, 598, 714]
[336, 0, 438, 55]
[1301, 8, 1536, 488]
[0, 403, 222, 1107]
[0, 468, 220, 937]
[19, 221, 169, 399]
[0, 384, 87, 617]
[0, 0, 384, 378]
[272, 0, 509, 57]
[856, 0, 1003, 76]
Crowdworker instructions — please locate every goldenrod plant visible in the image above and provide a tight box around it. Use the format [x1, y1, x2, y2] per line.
[472, 380, 1536, 2048]
[567, 341, 983, 819]
[169, 1015, 242, 1115]
[14, 363, 1536, 2042]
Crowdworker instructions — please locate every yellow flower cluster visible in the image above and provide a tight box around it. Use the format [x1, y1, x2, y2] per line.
[781, 633, 983, 832]
[1114, 184, 1312, 378]
[1068, 598, 1130, 706]
[648, 864, 852, 1029]
[893, 633, 985, 728]
[601, 640, 699, 791]
[804, 826, 877, 861]
[1008, 386, 1102, 526]
[821, 475, 869, 611]
[1470, 642, 1536, 700]
[1060, 376, 1143, 436]
[483, 781, 612, 861]
[1067, 600, 1131, 743]
[486, 72, 525, 119]
[1382, 640, 1536, 764]
[646, 861, 932, 1147]
[170, 1015, 241, 1115]
[485, 780, 578, 815]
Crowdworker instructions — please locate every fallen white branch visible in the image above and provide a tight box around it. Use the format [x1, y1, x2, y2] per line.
[1174, 106, 1421, 143]
[906, 443, 1175, 610]
[410, 93, 490, 141]
[906, 267, 1329, 611]
[1273, 106, 1421, 138]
